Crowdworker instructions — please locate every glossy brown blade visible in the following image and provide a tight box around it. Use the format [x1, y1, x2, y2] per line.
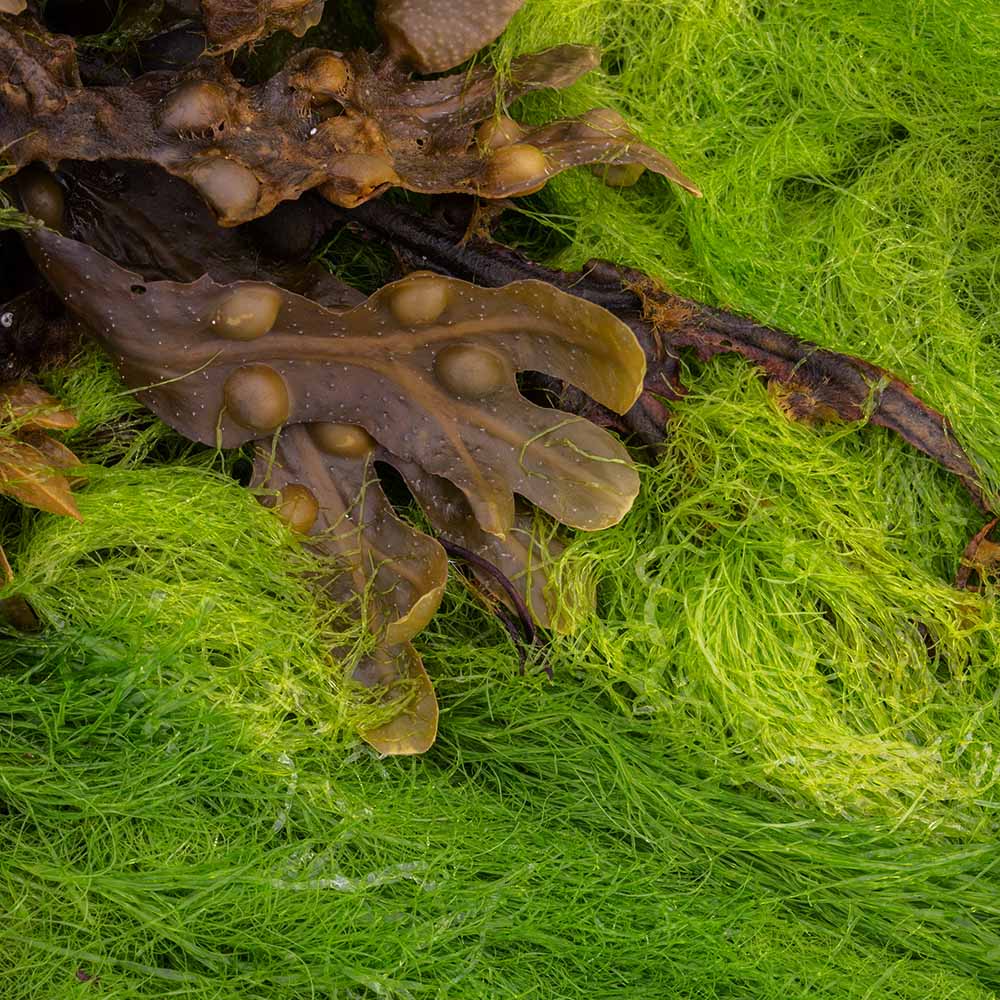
[29, 228, 644, 536]
[389, 450, 583, 632]
[501, 111, 702, 198]
[253, 424, 444, 754]
[354, 642, 438, 755]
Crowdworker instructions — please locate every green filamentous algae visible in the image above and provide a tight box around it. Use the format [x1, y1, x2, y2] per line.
[3, 1, 1000, 995]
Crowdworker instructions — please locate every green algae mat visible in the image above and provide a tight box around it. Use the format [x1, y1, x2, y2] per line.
[4, 0, 1000, 995]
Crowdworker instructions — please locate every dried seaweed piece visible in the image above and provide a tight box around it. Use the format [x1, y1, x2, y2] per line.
[956, 518, 1000, 592]
[634, 283, 991, 511]
[0, 1, 25, 16]
[0, 380, 77, 430]
[0, 379, 82, 631]
[1, 16, 698, 226]
[340, 197, 991, 510]
[27, 228, 645, 537]
[0, 381, 82, 520]
[251, 423, 446, 753]
[377, 0, 525, 73]
[196, 0, 325, 53]
[0, 437, 81, 518]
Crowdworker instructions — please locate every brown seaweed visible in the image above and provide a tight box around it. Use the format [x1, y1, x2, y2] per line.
[196, 0, 325, 53]
[26, 226, 645, 536]
[250, 424, 569, 749]
[340, 197, 991, 510]
[956, 518, 1000, 592]
[13, 160, 581, 743]
[22, 220, 646, 750]
[390, 452, 578, 632]
[251, 423, 446, 754]
[0, 381, 82, 520]
[19, 162, 582, 741]
[1, 15, 698, 227]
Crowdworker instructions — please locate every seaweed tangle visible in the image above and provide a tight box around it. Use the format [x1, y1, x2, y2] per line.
[0, 0, 991, 752]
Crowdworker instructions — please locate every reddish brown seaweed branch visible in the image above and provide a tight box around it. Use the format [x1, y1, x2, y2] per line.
[193, 0, 325, 52]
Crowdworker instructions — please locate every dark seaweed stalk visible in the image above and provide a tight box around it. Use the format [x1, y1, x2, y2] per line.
[439, 537, 542, 673]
